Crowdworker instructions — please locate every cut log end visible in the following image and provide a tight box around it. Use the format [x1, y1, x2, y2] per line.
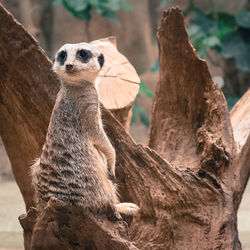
[91, 37, 140, 131]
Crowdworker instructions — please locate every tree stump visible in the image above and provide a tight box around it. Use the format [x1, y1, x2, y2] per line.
[0, 3, 249, 250]
[90, 36, 140, 132]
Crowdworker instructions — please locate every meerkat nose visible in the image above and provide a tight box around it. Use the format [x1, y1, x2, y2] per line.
[66, 64, 74, 71]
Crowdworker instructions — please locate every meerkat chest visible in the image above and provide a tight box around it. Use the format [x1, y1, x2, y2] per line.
[50, 88, 101, 145]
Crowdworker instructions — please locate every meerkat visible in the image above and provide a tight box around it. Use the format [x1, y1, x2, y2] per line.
[31, 42, 139, 217]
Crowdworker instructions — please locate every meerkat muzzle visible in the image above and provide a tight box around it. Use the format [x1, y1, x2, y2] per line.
[66, 64, 74, 72]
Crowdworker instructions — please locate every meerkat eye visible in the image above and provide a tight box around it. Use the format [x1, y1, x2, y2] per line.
[57, 50, 67, 65]
[77, 49, 92, 63]
[98, 53, 104, 68]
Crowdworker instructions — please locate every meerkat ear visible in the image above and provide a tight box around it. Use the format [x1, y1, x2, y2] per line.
[98, 53, 104, 68]
[52, 57, 55, 64]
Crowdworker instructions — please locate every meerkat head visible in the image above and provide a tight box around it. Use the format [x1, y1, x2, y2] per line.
[52, 42, 104, 85]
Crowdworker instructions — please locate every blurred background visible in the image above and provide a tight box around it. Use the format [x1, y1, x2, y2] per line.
[0, 0, 249, 249]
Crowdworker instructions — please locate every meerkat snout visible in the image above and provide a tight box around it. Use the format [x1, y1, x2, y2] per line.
[66, 64, 74, 72]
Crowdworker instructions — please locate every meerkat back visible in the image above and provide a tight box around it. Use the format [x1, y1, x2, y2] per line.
[31, 42, 139, 216]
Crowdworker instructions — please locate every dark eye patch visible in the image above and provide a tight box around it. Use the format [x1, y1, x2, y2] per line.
[98, 53, 104, 68]
[57, 50, 67, 65]
[77, 49, 92, 63]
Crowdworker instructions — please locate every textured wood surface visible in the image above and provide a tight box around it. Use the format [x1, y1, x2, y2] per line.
[19, 198, 138, 250]
[0, 3, 60, 209]
[148, 9, 235, 171]
[0, 3, 249, 250]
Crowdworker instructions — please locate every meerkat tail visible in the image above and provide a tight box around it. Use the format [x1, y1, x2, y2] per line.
[115, 202, 140, 216]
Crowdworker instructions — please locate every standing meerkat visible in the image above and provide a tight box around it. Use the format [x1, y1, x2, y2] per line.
[31, 42, 139, 216]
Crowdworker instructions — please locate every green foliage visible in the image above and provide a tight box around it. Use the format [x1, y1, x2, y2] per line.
[138, 81, 154, 99]
[131, 81, 154, 127]
[131, 102, 150, 127]
[226, 96, 241, 110]
[188, 7, 250, 72]
[150, 59, 159, 73]
[53, 0, 131, 22]
[188, 10, 234, 57]
[236, 11, 250, 29]
[221, 32, 250, 72]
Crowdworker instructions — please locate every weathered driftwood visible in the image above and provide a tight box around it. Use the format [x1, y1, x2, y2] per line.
[0, 3, 249, 250]
[19, 198, 138, 250]
[0, 3, 59, 210]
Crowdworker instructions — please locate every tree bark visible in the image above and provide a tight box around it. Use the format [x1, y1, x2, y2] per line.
[19, 198, 138, 250]
[0, 3, 59, 210]
[0, 3, 249, 250]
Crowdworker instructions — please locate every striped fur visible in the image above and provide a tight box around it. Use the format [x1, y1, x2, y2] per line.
[32, 83, 118, 212]
[32, 43, 139, 216]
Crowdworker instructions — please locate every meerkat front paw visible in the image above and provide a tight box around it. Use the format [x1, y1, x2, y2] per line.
[115, 202, 140, 216]
[108, 164, 116, 181]
[107, 149, 116, 181]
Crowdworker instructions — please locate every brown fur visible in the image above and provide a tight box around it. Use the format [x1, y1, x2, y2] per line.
[31, 43, 139, 216]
